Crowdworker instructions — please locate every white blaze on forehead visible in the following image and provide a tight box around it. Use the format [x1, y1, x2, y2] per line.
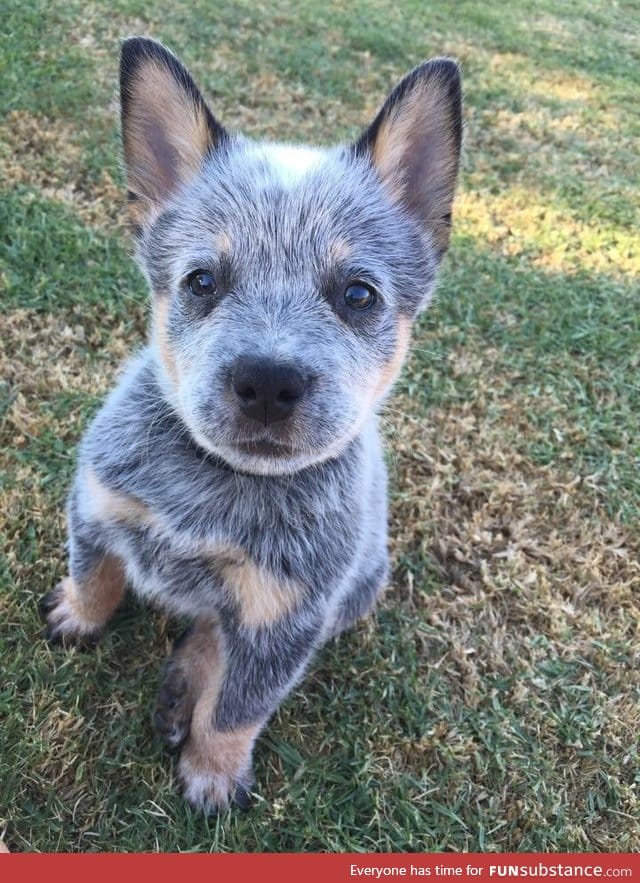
[251, 143, 326, 187]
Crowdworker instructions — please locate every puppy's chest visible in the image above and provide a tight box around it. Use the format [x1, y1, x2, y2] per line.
[80, 465, 349, 621]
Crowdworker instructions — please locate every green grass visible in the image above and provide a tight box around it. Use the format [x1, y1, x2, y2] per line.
[1, 0, 639, 853]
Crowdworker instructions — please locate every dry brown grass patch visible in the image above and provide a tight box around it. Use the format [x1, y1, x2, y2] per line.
[386, 389, 639, 625]
[0, 310, 141, 592]
[380, 387, 639, 845]
[1, 110, 123, 228]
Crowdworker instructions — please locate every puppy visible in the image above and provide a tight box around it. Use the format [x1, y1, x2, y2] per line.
[43, 37, 462, 814]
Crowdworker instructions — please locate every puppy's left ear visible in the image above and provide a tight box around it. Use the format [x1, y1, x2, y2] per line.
[120, 36, 227, 229]
[355, 59, 462, 256]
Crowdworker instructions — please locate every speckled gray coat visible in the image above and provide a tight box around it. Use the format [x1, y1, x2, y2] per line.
[45, 36, 462, 813]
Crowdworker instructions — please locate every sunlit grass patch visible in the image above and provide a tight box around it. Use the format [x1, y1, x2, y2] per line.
[457, 189, 638, 275]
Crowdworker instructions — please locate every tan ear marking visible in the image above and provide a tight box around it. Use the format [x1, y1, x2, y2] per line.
[120, 38, 226, 226]
[358, 59, 462, 253]
[123, 58, 212, 203]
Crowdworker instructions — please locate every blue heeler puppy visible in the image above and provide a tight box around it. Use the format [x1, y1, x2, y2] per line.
[43, 37, 462, 814]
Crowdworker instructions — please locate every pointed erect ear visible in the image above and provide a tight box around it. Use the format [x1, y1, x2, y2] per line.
[355, 58, 462, 256]
[120, 37, 227, 227]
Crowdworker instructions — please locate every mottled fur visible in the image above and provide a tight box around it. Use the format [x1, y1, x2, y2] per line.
[45, 37, 462, 813]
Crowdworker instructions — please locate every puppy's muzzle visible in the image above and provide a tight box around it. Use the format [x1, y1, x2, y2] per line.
[231, 358, 310, 426]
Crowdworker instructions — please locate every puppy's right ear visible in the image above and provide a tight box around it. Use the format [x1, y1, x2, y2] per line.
[120, 37, 227, 230]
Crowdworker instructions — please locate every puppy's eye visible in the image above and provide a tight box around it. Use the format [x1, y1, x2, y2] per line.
[186, 269, 216, 297]
[344, 283, 376, 311]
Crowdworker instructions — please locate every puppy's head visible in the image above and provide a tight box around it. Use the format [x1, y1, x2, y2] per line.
[120, 37, 462, 475]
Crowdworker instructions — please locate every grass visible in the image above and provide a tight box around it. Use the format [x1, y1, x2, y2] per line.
[1, 0, 639, 853]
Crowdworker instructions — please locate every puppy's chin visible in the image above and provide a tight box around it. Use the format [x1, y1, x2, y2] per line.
[188, 427, 319, 475]
[186, 422, 357, 477]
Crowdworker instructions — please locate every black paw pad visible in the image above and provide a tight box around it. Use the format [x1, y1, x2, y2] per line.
[44, 623, 99, 651]
[40, 587, 62, 619]
[153, 662, 193, 750]
[233, 785, 253, 812]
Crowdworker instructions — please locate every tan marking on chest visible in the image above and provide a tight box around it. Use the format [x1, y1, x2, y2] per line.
[223, 554, 300, 629]
[202, 542, 301, 629]
[85, 471, 300, 627]
[84, 467, 157, 527]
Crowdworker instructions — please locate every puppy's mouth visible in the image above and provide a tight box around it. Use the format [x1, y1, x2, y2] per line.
[235, 438, 296, 458]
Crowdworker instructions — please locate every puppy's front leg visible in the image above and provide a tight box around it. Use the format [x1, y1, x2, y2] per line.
[169, 614, 322, 814]
[43, 512, 125, 645]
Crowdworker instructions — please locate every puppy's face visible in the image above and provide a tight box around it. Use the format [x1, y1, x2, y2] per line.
[120, 39, 461, 475]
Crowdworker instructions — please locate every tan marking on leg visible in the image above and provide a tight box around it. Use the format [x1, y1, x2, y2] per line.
[170, 622, 262, 811]
[47, 554, 125, 639]
[176, 619, 225, 696]
[155, 618, 225, 747]
[179, 720, 262, 812]
[84, 467, 157, 526]
[372, 316, 411, 401]
[152, 296, 180, 386]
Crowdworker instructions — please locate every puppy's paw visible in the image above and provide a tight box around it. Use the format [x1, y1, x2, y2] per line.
[178, 757, 253, 816]
[153, 658, 195, 750]
[178, 731, 253, 815]
[42, 579, 101, 647]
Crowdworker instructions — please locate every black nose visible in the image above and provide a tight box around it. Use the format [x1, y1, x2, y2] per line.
[231, 358, 309, 426]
